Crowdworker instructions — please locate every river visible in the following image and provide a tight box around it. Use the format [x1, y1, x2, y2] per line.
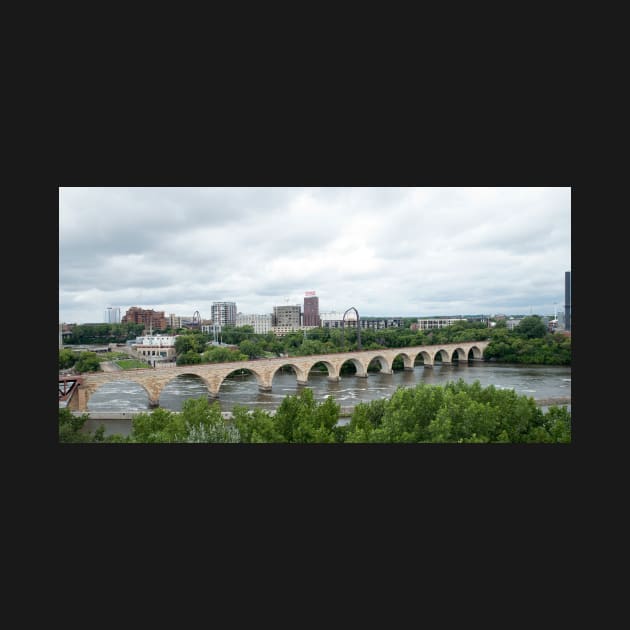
[82, 362, 571, 437]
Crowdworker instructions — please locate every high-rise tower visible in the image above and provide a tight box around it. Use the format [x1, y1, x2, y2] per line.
[211, 302, 237, 327]
[303, 291, 320, 326]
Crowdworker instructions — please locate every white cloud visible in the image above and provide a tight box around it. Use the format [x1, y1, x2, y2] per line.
[59, 187, 571, 323]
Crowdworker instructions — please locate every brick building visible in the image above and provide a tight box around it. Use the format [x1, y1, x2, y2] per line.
[122, 307, 167, 331]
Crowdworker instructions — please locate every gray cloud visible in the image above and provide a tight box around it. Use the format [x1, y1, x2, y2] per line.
[59, 187, 571, 323]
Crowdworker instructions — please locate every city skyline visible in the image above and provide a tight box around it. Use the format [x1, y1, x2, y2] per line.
[59, 187, 571, 324]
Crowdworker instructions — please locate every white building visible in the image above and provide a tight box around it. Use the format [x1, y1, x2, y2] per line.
[416, 318, 466, 330]
[104, 307, 121, 324]
[236, 313, 272, 334]
[272, 325, 318, 337]
[131, 335, 178, 364]
[320, 310, 357, 323]
[133, 335, 177, 346]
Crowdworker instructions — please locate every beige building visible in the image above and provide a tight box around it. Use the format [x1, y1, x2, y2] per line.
[236, 313, 272, 334]
[414, 318, 466, 330]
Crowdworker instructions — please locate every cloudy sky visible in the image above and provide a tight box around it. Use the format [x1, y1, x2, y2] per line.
[59, 187, 571, 324]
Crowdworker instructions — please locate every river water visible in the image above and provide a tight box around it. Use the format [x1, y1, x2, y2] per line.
[83, 362, 571, 436]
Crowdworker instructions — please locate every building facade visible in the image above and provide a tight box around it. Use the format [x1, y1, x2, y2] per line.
[414, 318, 466, 330]
[104, 307, 121, 324]
[131, 335, 178, 365]
[168, 313, 185, 329]
[236, 313, 272, 334]
[303, 293, 320, 327]
[271, 325, 318, 337]
[211, 302, 237, 327]
[320, 310, 354, 328]
[273, 305, 301, 327]
[122, 307, 167, 331]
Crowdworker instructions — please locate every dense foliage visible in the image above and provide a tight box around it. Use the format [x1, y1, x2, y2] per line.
[130, 397, 240, 443]
[232, 388, 342, 443]
[485, 316, 571, 364]
[344, 380, 570, 443]
[64, 322, 145, 344]
[63, 380, 570, 444]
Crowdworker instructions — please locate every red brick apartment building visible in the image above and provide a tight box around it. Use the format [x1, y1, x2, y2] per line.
[121, 307, 167, 330]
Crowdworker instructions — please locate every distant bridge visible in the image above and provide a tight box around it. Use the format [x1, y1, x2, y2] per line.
[64, 341, 490, 412]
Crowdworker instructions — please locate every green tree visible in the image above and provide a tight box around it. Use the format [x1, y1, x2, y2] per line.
[516, 316, 547, 339]
[239, 339, 260, 359]
[74, 351, 101, 373]
[232, 406, 284, 443]
[59, 348, 78, 370]
[175, 334, 203, 355]
[179, 397, 240, 442]
[130, 398, 240, 443]
[59, 408, 91, 442]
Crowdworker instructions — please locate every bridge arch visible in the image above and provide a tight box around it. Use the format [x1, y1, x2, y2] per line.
[391, 352, 414, 370]
[468, 345, 483, 360]
[305, 360, 337, 380]
[412, 351, 432, 366]
[339, 357, 367, 378]
[271, 363, 309, 386]
[451, 347, 468, 362]
[432, 348, 452, 363]
[366, 355, 391, 374]
[217, 367, 266, 393]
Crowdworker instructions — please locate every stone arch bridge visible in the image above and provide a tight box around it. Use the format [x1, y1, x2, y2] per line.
[67, 341, 489, 412]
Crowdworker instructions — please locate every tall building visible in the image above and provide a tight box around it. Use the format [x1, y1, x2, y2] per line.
[273, 305, 301, 327]
[303, 291, 320, 327]
[211, 301, 237, 327]
[104, 307, 121, 324]
[168, 313, 184, 329]
[565, 271, 571, 332]
[121, 307, 167, 331]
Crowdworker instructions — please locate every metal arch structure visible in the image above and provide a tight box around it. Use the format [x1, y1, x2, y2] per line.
[341, 307, 361, 350]
[192, 310, 201, 329]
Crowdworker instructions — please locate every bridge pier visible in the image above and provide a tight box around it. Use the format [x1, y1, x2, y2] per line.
[327, 376, 340, 382]
[404, 367, 414, 371]
[148, 398, 160, 408]
[423, 364, 433, 369]
[356, 373, 368, 378]
[296, 380, 308, 386]
[380, 369, 393, 375]
[258, 385, 272, 393]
